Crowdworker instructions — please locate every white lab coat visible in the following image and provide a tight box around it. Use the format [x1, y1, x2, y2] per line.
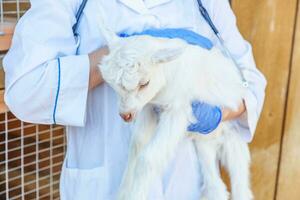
[3, 0, 267, 199]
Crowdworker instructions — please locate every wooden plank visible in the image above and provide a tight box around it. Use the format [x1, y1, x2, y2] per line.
[276, 2, 300, 199]
[2, 1, 31, 11]
[231, 0, 298, 199]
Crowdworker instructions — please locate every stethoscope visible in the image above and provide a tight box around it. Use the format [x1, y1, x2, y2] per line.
[73, 0, 249, 88]
[72, 0, 88, 55]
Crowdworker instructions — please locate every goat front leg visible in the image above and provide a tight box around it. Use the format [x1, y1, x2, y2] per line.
[128, 108, 188, 200]
[117, 105, 158, 200]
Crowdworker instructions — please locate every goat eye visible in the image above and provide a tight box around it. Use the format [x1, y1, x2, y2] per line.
[139, 81, 150, 90]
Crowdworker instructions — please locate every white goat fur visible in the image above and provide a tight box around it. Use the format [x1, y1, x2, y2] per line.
[98, 35, 253, 200]
[95, 4, 252, 196]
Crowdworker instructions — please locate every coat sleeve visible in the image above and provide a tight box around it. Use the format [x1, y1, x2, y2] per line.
[3, 0, 90, 127]
[208, 0, 267, 142]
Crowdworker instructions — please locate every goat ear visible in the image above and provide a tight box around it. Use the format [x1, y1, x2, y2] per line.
[151, 48, 184, 64]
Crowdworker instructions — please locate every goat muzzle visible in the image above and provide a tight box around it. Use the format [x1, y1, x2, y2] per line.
[119, 113, 133, 122]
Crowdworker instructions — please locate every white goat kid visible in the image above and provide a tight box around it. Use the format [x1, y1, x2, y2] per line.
[98, 35, 253, 200]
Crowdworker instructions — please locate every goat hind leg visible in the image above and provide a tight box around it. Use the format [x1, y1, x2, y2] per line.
[220, 131, 253, 200]
[194, 140, 229, 200]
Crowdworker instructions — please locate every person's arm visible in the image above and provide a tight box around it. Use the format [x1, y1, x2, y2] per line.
[209, 0, 267, 141]
[3, 0, 104, 127]
[88, 47, 109, 90]
[222, 101, 246, 121]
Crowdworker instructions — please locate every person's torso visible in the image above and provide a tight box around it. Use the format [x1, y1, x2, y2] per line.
[64, 1, 213, 199]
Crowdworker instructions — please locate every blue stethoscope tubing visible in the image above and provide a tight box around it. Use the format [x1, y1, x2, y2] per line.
[73, 0, 89, 54]
[73, 0, 248, 88]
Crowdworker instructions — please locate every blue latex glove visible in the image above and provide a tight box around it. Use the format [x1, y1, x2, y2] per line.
[119, 28, 213, 50]
[187, 101, 222, 134]
[119, 28, 220, 134]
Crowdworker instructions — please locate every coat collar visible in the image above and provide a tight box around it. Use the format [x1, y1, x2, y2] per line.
[144, 0, 173, 8]
[118, 0, 173, 14]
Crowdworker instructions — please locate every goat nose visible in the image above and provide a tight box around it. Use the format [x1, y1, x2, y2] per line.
[120, 113, 133, 122]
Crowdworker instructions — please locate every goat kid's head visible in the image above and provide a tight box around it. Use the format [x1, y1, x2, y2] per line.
[99, 36, 184, 122]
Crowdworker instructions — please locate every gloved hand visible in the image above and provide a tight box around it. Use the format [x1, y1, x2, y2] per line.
[119, 28, 213, 50]
[187, 101, 222, 134]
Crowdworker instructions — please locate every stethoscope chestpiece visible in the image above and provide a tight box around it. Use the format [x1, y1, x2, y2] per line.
[242, 81, 249, 88]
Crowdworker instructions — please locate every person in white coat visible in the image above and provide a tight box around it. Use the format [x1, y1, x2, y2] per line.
[3, 0, 267, 199]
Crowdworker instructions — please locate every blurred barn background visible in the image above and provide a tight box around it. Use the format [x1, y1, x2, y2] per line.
[0, 0, 300, 199]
